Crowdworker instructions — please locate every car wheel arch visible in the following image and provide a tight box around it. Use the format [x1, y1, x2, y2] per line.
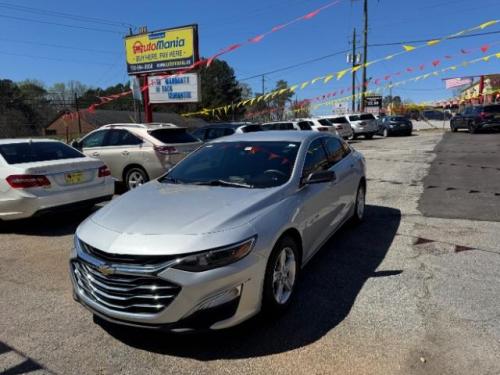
[275, 228, 303, 268]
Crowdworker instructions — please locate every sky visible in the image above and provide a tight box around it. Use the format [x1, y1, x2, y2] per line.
[0, 0, 499, 114]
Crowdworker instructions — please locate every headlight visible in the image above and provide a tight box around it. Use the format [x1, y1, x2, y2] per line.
[173, 237, 257, 272]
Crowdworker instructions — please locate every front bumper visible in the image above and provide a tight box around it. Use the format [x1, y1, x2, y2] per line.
[70, 240, 267, 331]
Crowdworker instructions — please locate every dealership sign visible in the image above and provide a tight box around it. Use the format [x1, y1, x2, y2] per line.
[125, 25, 198, 75]
[364, 95, 383, 114]
[148, 74, 200, 104]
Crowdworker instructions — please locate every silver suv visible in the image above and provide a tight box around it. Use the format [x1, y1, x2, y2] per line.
[74, 123, 201, 190]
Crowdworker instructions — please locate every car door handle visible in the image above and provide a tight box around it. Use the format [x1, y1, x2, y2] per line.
[122, 151, 130, 156]
[91, 152, 100, 157]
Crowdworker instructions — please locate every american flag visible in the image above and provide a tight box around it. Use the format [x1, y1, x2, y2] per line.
[444, 77, 472, 89]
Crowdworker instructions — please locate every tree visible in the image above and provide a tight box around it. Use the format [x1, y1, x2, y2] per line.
[291, 99, 311, 118]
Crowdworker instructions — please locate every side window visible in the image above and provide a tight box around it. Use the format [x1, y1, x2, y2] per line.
[81, 130, 107, 148]
[206, 128, 227, 140]
[106, 130, 142, 146]
[298, 121, 312, 130]
[191, 128, 206, 141]
[302, 139, 329, 177]
[224, 128, 235, 136]
[324, 137, 345, 165]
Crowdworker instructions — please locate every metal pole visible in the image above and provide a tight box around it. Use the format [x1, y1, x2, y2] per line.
[74, 92, 82, 137]
[361, 0, 368, 112]
[351, 28, 357, 113]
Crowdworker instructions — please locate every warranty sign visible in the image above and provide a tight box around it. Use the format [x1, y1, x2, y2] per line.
[125, 25, 198, 75]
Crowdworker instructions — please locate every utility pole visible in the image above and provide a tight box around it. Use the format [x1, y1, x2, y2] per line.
[351, 28, 357, 113]
[261, 75, 265, 96]
[361, 0, 368, 112]
[74, 92, 82, 137]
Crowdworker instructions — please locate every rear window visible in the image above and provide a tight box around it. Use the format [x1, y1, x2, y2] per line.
[349, 115, 360, 121]
[298, 122, 312, 130]
[360, 114, 375, 120]
[328, 117, 348, 124]
[0, 141, 83, 165]
[483, 105, 500, 113]
[318, 119, 333, 126]
[241, 125, 263, 133]
[150, 129, 199, 144]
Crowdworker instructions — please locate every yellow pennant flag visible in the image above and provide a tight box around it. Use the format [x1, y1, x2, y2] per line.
[352, 65, 362, 73]
[479, 20, 498, 29]
[496, 53, 500, 58]
[483, 56, 491, 62]
[450, 65, 457, 70]
[385, 54, 396, 60]
[427, 39, 440, 46]
[403, 45, 416, 52]
[336, 69, 349, 80]
[432, 71, 439, 76]
[289, 85, 298, 92]
[462, 61, 469, 67]
[323, 74, 334, 83]
[311, 77, 323, 84]
[300, 81, 310, 89]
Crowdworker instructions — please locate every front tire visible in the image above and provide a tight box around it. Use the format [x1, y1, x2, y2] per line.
[262, 236, 299, 316]
[351, 182, 366, 224]
[125, 167, 149, 190]
[382, 128, 389, 137]
[365, 133, 374, 139]
[451, 123, 457, 132]
[468, 123, 477, 134]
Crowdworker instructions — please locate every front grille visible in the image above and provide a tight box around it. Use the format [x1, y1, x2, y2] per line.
[72, 260, 181, 314]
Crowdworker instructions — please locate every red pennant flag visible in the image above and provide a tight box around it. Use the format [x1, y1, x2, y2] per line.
[332, 92, 336, 96]
[223, 43, 242, 53]
[395, 71, 401, 76]
[363, 81, 369, 87]
[249, 34, 265, 43]
[406, 67, 413, 72]
[374, 79, 381, 85]
[303, 9, 320, 19]
[480, 44, 490, 53]
[271, 24, 285, 32]
[419, 64, 425, 70]
[384, 75, 391, 80]
[432, 60, 441, 67]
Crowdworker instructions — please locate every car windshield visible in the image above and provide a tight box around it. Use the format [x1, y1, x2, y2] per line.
[360, 114, 375, 120]
[328, 117, 348, 124]
[318, 119, 333, 126]
[161, 141, 300, 188]
[149, 128, 199, 144]
[241, 125, 263, 133]
[483, 105, 500, 113]
[0, 141, 83, 164]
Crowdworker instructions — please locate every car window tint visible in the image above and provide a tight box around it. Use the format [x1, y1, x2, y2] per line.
[191, 128, 206, 140]
[206, 128, 228, 140]
[324, 137, 345, 165]
[483, 105, 500, 113]
[106, 130, 143, 146]
[0, 142, 83, 164]
[328, 117, 348, 124]
[318, 119, 333, 126]
[241, 125, 263, 133]
[360, 114, 375, 120]
[302, 139, 329, 176]
[150, 129, 198, 144]
[81, 130, 107, 148]
[298, 121, 312, 130]
[349, 115, 360, 121]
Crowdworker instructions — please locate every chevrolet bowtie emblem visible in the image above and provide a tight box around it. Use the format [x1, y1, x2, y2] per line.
[98, 264, 115, 276]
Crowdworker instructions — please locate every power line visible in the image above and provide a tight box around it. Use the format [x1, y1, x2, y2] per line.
[0, 13, 125, 34]
[0, 2, 134, 28]
[369, 30, 500, 47]
[0, 51, 115, 65]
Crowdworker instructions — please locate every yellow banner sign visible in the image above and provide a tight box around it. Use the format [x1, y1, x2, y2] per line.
[125, 25, 197, 75]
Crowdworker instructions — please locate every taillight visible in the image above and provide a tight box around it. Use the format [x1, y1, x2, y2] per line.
[98, 165, 111, 177]
[335, 125, 343, 130]
[479, 111, 489, 120]
[6, 175, 51, 189]
[154, 145, 178, 155]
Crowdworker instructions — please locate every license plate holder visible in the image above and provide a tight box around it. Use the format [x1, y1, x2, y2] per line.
[65, 171, 84, 185]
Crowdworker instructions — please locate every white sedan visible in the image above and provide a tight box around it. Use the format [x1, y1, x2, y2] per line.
[0, 139, 114, 220]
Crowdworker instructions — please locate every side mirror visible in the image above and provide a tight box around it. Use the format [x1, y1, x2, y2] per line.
[305, 170, 336, 185]
[71, 140, 81, 150]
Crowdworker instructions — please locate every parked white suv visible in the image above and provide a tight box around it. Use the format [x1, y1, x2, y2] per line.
[73, 123, 202, 190]
[315, 115, 354, 140]
[344, 113, 378, 139]
[295, 118, 339, 136]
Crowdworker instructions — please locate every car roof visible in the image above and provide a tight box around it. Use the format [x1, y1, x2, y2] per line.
[100, 123, 181, 130]
[210, 130, 329, 143]
[262, 121, 298, 124]
[0, 138, 60, 145]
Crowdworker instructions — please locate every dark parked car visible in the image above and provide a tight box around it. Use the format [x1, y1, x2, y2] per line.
[377, 116, 413, 137]
[191, 122, 263, 142]
[450, 104, 500, 134]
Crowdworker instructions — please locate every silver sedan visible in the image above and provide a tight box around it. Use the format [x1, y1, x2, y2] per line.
[70, 131, 366, 331]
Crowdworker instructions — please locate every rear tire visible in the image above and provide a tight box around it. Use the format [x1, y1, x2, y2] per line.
[262, 236, 299, 317]
[125, 167, 149, 190]
[382, 128, 389, 138]
[451, 124, 457, 132]
[365, 133, 374, 139]
[468, 123, 477, 134]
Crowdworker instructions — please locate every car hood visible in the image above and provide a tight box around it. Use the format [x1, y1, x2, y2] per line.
[90, 180, 282, 236]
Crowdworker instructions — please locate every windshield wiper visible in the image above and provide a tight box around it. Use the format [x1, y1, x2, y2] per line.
[192, 179, 253, 188]
[161, 176, 180, 184]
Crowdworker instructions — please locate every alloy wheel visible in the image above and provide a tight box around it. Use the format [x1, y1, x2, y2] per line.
[272, 247, 296, 305]
[356, 185, 365, 220]
[127, 170, 145, 189]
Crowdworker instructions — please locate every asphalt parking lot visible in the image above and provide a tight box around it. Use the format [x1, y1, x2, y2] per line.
[1, 130, 499, 375]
